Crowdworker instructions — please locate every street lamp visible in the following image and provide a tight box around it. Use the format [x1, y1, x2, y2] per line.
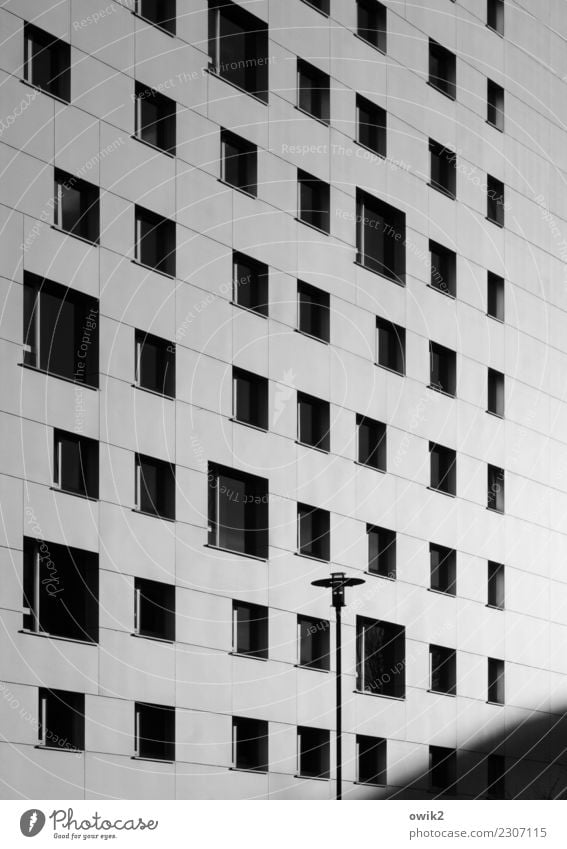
[311, 571, 365, 801]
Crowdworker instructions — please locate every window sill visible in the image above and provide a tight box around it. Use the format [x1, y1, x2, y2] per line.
[294, 105, 330, 128]
[374, 362, 405, 378]
[131, 508, 176, 523]
[427, 182, 456, 201]
[353, 689, 405, 701]
[35, 744, 83, 753]
[131, 11, 175, 37]
[353, 32, 386, 55]
[354, 460, 386, 473]
[354, 139, 386, 160]
[354, 259, 405, 288]
[300, 0, 330, 17]
[486, 700, 505, 706]
[18, 363, 99, 391]
[205, 67, 269, 106]
[131, 755, 175, 764]
[21, 78, 70, 105]
[205, 544, 267, 563]
[132, 383, 175, 401]
[428, 588, 456, 598]
[354, 780, 386, 787]
[229, 767, 268, 774]
[19, 630, 96, 647]
[229, 651, 268, 662]
[50, 225, 98, 247]
[295, 551, 330, 564]
[131, 259, 175, 279]
[486, 409, 504, 420]
[49, 486, 98, 502]
[230, 301, 269, 320]
[486, 603, 504, 611]
[486, 313, 505, 324]
[426, 80, 456, 102]
[426, 486, 456, 498]
[485, 119, 504, 134]
[131, 632, 174, 644]
[427, 689, 456, 697]
[295, 663, 330, 673]
[294, 217, 330, 237]
[230, 417, 268, 434]
[486, 506, 505, 515]
[364, 570, 395, 582]
[486, 24, 504, 38]
[294, 327, 330, 345]
[295, 440, 330, 456]
[132, 134, 176, 158]
[486, 216, 504, 229]
[218, 178, 257, 200]
[426, 283, 456, 300]
[427, 384, 456, 399]
[294, 773, 330, 782]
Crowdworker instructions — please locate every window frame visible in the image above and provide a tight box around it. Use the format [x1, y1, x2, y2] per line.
[430, 543, 456, 596]
[53, 428, 99, 500]
[488, 657, 505, 704]
[38, 688, 84, 751]
[232, 251, 269, 317]
[297, 615, 330, 671]
[487, 272, 505, 321]
[376, 316, 406, 375]
[487, 175, 505, 227]
[297, 281, 330, 343]
[136, 0, 176, 35]
[487, 79, 504, 131]
[356, 616, 406, 698]
[429, 644, 457, 696]
[487, 0, 504, 35]
[367, 525, 396, 580]
[487, 464, 505, 513]
[356, 189, 406, 284]
[232, 366, 269, 431]
[297, 503, 331, 562]
[134, 577, 176, 642]
[429, 239, 457, 298]
[232, 716, 269, 772]
[487, 560, 505, 609]
[356, 94, 387, 158]
[297, 169, 330, 234]
[207, 463, 269, 559]
[220, 129, 258, 197]
[297, 58, 330, 125]
[429, 341, 457, 397]
[135, 453, 176, 521]
[357, 735, 387, 786]
[357, 414, 387, 471]
[429, 139, 456, 199]
[54, 168, 100, 244]
[134, 701, 175, 762]
[429, 745, 457, 794]
[428, 39, 456, 100]
[134, 204, 176, 277]
[134, 81, 177, 155]
[297, 726, 330, 779]
[429, 442, 457, 496]
[297, 391, 331, 453]
[135, 329, 176, 398]
[356, 0, 387, 53]
[208, 0, 269, 103]
[487, 367, 505, 417]
[23, 22, 70, 103]
[232, 600, 269, 660]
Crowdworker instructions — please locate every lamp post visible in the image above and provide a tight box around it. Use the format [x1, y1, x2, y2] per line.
[312, 571, 365, 801]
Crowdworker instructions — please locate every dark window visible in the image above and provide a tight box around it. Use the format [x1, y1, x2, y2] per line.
[298, 170, 330, 233]
[135, 330, 175, 397]
[23, 23, 70, 102]
[221, 129, 257, 196]
[298, 615, 330, 671]
[297, 59, 330, 124]
[208, 464, 269, 558]
[488, 561, 505, 609]
[233, 601, 268, 659]
[357, 415, 387, 470]
[208, 0, 269, 102]
[298, 726, 330, 779]
[487, 175, 505, 226]
[430, 745, 456, 793]
[429, 239, 456, 297]
[487, 464, 505, 513]
[488, 658, 505, 704]
[429, 39, 456, 100]
[367, 525, 396, 579]
[135, 702, 175, 761]
[134, 578, 175, 641]
[487, 79, 504, 131]
[487, 754, 506, 799]
[297, 392, 330, 452]
[135, 205, 176, 277]
[430, 644, 456, 695]
[430, 442, 456, 496]
[135, 453, 176, 520]
[376, 317, 406, 374]
[233, 717, 268, 771]
[357, 736, 387, 785]
[38, 689, 84, 751]
[302, 0, 329, 14]
[487, 272, 505, 320]
[54, 429, 98, 499]
[233, 367, 268, 430]
[297, 503, 330, 561]
[357, 190, 406, 283]
[135, 82, 176, 154]
[356, 617, 405, 697]
[137, 0, 176, 35]
[487, 0, 504, 35]
[54, 168, 99, 243]
[233, 252, 269, 317]
[23, 537, 98, 642]
[357, 0, 387, 53]
[429, 342, 456, 396]
[488, 368, 505, 417]
[297, 281, 330, 342]
[429, 140, 456, 198]
[356, 94, 386, 157]
[430, 544, 456, 596]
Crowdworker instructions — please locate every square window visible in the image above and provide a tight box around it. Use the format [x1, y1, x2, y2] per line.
[429, 341, 456, 396]
[135, 453, 176, 520]
[135, 205, 176, 277]
[357, 0, 387, 53]
[428, 39, 456, 100]
[488, 561, 505, 609]
[208, 0, 269, 102]
[298, 615, 330, 670]
[302, 0, 330, 14]
[487, 0, 504, 35]
[53, 429, 98, 499]
[376, 317, 406, 374]
[208, 464, 269, 558]
[23, 538, 99, 642]
[233, 252, 268, 316]
[430, 644, 456, 695]
[135, 702, 175, 761]
[54, 169, 100, 243]
[429, 140, 456, 198]
[233, 601, 268, 659]
[356, 94, 386, 157]
[135, 330, 175, 397]
[297, 281, 330, 342]
[488, 658, 505, 704]
[429, 745, 456, 793]
[487, 464, 505, 513]
[38, 689, 84, 751]
[488, 368, 505, 417]
[356, 617, 405, 697]
[298, 726, 330, 779]
[487, 272, 505, 321]
[357, 415, 387, 470]
[298, 170, 330, 233]
[135, 82, 176, 154]
[430, 544, 456, 596]
[357, 190, 406, 283]
[429, 239, 456, 297]
[297, 503, 330, 561]
[297, 59, 330, 124]
[137, 0, 176, 34]
[233, 717, 268, 771]
[367, 525, 396, 579]
[221, 129, 258, 196]
[357, 735, 387, 785]
[429, 442, 457, 496]
[487, 175, 505, 226]
[233, 367, 268, 430]
[134, 578, 175, 641]
[24, 23, 70, 102]
[297, 392, 330, 452]
[487, 754, 506, 799]
[487, 79, 504, 130]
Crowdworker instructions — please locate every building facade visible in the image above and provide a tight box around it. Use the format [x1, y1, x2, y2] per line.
[1, 0, 567, 800]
